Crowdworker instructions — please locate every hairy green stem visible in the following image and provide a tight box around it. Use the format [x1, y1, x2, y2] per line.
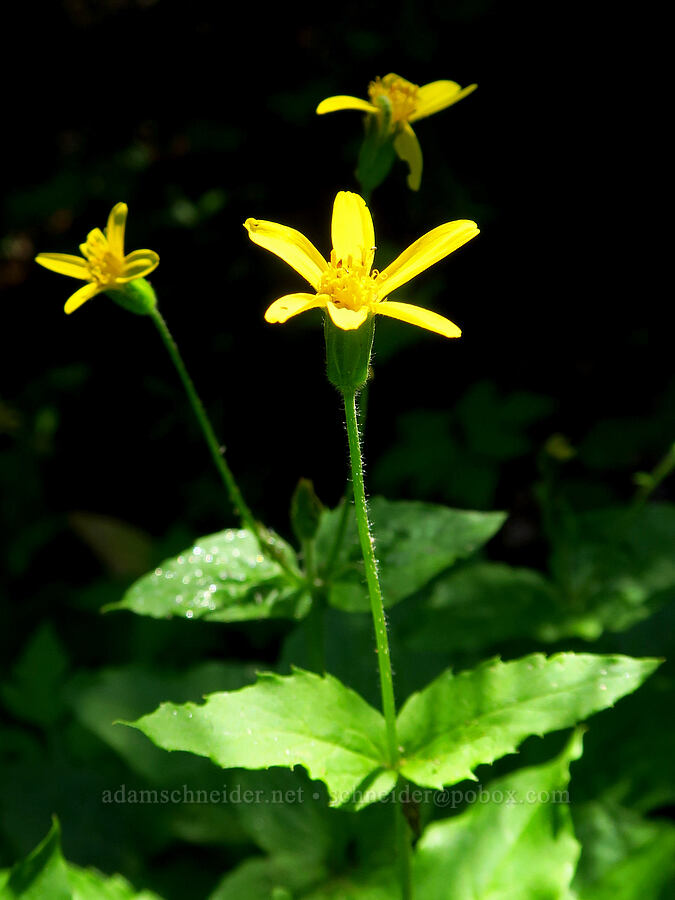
[342, 389, 411, 898]
[342, 388, 398, 760]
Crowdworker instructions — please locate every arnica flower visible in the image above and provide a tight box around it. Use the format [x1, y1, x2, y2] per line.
[35, 202, 159, 314]
[244, 190, 478, 337]
[317, 74, 476, 190]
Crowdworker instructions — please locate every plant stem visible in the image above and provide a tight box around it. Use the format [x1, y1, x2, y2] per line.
[342, 388, 411, 898]
[395, 782, 413, 900]
[150, 308, 298, 580]
[342, 389, 399, 764]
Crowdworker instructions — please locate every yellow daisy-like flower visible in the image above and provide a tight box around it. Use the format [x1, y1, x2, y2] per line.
[35, 202, 159, 314]
[317, 74, 477, 190]
[244, 191, 478, 337]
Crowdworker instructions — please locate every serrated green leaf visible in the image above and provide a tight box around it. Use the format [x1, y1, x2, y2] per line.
[413, 731, 582, 899]
[573, 802, 675, 900]
[125, 669, 396, 808]
[397, 653, 659, 789]
[67, 865, 163, 899]
[105, 529, 310, 622]
[317, 498, 505, 611]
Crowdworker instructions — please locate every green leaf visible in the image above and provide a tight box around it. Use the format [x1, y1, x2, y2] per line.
[1, 818, 70, 900]
[573, 802, 675, 900]
[548, 503, 675, 639]
[397, 653, 659, 789]
[105, 528, 310, 622]
[400, 562, 558, 654]
[413, 730, 582, 899]
[0, 818, 163, 900]
[67, 662, 258, 782]
[317, 498, 506, 611]
[1, 624, 69, 727]
[125, 669, 396, 808]
[207, 855, 326, 900]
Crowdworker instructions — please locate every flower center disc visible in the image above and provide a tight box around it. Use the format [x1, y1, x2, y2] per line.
[368, 75, 419, 123]
[319, 257, 378, 311]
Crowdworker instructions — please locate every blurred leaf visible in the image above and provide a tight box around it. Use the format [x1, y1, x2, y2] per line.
[126, 670, 397, 809]
[207, 855, 326, 900]
[573, 802, 675, 899]
[397, 653, 659, 789]
[67, 662, 258, 784]
[374, 382, 554, 507]
[413, 731, 582, 898]
[106, 528, 310, 622]
[401, 562, 558, 653]
[317, 498, 505, 612]
[68, 512, 154, 578]
[549, 503, 675, 639]
[2, 624, 69, 727]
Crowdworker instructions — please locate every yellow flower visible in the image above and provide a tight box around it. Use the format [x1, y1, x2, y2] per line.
[244, 191, 478, 337]
[316, 74, 477, 190]
[35, 202, 159, 314]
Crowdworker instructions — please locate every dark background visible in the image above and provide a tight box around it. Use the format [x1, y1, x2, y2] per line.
[0, 0, 668, 888]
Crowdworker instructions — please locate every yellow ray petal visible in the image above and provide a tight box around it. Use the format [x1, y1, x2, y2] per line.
[409, 81, 477, 122]
[393, 123, 423, 191]
[316, 96, 379, 115]
[106, 202, 128, 258]
[118, 249, 160, 282]
[35, 253, 91, 280]
[326, 302, 369, 331]
[244, 218, 327, 290]
[264, 293, 326, 323]
[64, 281, 102, 315]
[375, 300, 461, 337]
[331, 191, 375, 270]
[80, 228, 107, 260]
[376, 220, 479, 298]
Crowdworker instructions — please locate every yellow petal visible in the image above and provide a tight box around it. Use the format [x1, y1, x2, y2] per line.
[264, 293, 326, 323]
[244, 218, 327, 290]
[331, 191, 375, 271]
[316, 96, 379, 115]
[35, 253, 91, 280]
[79, 228, 107, 260]
[326, 302, 369, 331]
[376, 220, 479, 298]
[64, 281, 102, 314]
[393, 123, 423, 191]
[106, 202, 128, 258]
[118, 249, 160, 282]
[375, 300, 461, 337]
[409, 81, 477, 122]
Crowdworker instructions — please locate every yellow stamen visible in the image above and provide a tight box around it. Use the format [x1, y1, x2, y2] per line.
[368, 74, 420, 124]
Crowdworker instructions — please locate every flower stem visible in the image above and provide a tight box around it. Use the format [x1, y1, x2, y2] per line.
[150, 308, 298, 579]
[342, 388, 411, 898]
[342, 388, 398, 764]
